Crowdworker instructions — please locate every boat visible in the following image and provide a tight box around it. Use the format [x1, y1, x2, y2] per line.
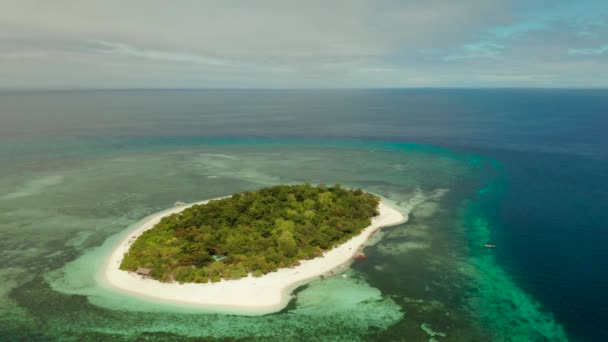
[354, 253, 368, 259]
[174, 201, 187, 206]
[484, 243, 497, 248]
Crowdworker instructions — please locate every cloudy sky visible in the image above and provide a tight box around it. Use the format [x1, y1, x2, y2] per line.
[1, 0, 607, 88]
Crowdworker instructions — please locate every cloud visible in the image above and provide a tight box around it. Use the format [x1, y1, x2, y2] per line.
[0, 51, 48, 60]
[91, 41, 235, 66]
[569, 45, 608, 55]
[441, 42, 505, 61]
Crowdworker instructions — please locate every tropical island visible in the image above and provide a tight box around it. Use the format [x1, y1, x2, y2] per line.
[121, 184, 380, 283]
[104, 184, 406, 314]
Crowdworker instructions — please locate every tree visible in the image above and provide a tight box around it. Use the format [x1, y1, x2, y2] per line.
[278, 231, 298, 257]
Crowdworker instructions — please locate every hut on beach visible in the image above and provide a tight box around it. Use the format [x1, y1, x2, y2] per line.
[136, 267, 152, 277]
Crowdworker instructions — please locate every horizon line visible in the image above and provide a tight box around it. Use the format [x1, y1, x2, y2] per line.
[1, 86, 608, 92]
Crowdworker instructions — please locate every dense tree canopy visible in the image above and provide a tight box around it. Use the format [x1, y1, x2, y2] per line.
[120, 184, 379, 283]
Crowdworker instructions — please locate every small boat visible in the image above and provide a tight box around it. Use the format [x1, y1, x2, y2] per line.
[341, 274, 348, 279]
[484, 243, 497, 248]
[174, 201, 187, 206]
[354, 253, 368, 259]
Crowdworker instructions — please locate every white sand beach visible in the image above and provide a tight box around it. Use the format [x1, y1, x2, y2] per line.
[102, 199, 407, 315]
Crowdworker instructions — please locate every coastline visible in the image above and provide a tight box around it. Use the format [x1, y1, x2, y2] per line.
[102, 198, 407, 315]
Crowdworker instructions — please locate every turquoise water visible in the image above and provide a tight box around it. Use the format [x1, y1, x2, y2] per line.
[4, 89, 608, 340]
[0, 138, 566, 341]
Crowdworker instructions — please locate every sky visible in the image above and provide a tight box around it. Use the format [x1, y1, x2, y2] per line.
[1, 0, 607, 89]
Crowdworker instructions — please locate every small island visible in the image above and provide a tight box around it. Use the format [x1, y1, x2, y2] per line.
[121, 184, 380, 283]
[103, 184, 406, 314]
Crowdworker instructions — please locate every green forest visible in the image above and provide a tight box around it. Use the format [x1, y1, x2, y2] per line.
[120, 184, 380, 283]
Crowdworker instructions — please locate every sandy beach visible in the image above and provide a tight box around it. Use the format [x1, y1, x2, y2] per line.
[102, 198, 407, 315]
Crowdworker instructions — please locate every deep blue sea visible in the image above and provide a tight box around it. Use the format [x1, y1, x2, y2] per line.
[0, 89, 606, 341]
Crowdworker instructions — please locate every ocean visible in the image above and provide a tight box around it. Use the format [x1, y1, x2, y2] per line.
[0, 89, 606, 341]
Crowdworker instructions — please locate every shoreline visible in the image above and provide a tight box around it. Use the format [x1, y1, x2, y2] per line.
[102, 198, 407, 315]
